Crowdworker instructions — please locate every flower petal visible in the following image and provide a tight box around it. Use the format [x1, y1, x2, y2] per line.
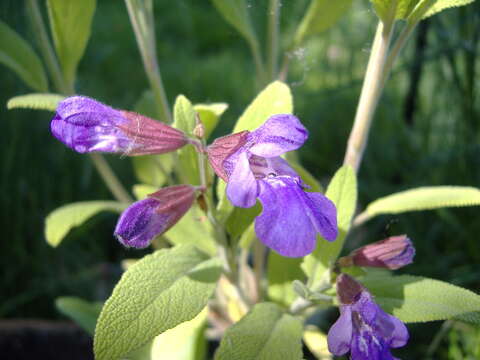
[255, 177, 317, 257]
[226, 151, 258, 208]
[327, 306, 353, 356]
[114, 198, 170, 248]
[57, 96, 124, 126]
[303, 192, 338, 241]
[248, 114, 308, 157]
[384, 314, 409, 348]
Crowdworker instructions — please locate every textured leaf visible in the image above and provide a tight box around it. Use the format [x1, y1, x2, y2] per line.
[94, 245, 222, 360]
[132, 154, 173, 187]
[210, 0, 258, 47]
[233, 81, 293, 133]
[173, 95, 200, 185]
[0, 20, 48, 92]
[268, 253, 305, 307]
[294, 0, 353, 46]
[421, 0, 475, 18]
[215, 302, 303, 360]
[358, 186, 480, 223]
[7, 93, 65, 111]
[165, 204, 217, 256]
[45, 201, 126, 247]
[226, 202, 261, 240]
[47, 0, 96, 87]
[361, 274, 480, 323]
[127, 309, 207, 360]
[55, 297, 103, 335]
[194, 103, 228, 139]
[302, 166, 357, 288]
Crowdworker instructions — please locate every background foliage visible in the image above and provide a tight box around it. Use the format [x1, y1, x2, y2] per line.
[1, 0, 479, 358]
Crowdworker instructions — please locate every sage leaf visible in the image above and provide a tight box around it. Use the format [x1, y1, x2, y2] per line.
[7, 93, 64, 111]
[45, 201, 126, 247]
[47, 0, 96, 88]
[94, 245, 221, 360]
[55, 296, 103, 335]
[0, 20, 48, 92]
[215, 302, 303, 360]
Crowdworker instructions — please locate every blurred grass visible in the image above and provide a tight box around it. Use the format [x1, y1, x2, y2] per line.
[1, 0, 479, 358]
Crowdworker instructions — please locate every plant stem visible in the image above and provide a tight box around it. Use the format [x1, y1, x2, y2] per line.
[27, 0, 133, 204]
[266, 0, 280, 81]
[25, 0, 70, 94]
[125, 0, 172, 123]
[253, 241, 266, 301]
[89, 154, 133, 203]
[343, 16, 396, 172]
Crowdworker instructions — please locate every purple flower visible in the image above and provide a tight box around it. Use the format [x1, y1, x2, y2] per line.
[51, 96, 187, 155]
[207, 114, 338, 257]
[114, 185, 195, 248]
[328, 274, 409, 360]
[340, 235, 415, 270]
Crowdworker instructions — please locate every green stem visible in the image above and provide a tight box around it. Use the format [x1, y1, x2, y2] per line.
[266, 0, 280, 81]
[27, 0, 133, 203]
[125, 0, 172, 123]
[89, 154, 133, 203]
[343, 15, 396, 172]
[25, 0, 70, 94]
[253, 241, 265, 301]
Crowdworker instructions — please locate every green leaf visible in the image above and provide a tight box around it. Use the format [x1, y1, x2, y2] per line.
[0, 20, 48, 92]
[47, 0, 96, 88]
[194, 103, 228, 139]
[173, 95, 200, 185]
[127, 309, 207, 360]
[55, 296, 103, 335]
[302, 166, 357, 288]
[216, 179, 234, 223]
[233, 81, 293, 133]
[419, 0, 475, 18]
[132, 154, 173, 187]
[361, 274, 480, 323]
[303, 325, 333, 360]
[215, 302, 303, 360]
[7, 93, 64, 111]
[210, 0, 258, 49]
[134, 90, 157, 119]
[370, 0, 421, 20]
[165, 204, 217, 256]
[357, 186, 480, 224]
[239, 223, 257, 249]
[94, 245, 222, 360]
[268, 253, 305, 307]
[293, 0, 353, 46]
[45, 201, 126, 247]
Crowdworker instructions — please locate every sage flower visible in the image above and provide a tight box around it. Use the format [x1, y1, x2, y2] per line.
[51, 96, 187, 155]
[328, 274, 409, 359]
[114, 185, 196, 248]
[207, 114, 337, 257]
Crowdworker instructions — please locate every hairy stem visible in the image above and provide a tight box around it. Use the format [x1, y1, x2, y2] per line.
[343, 14, 396, 172]
[25, 0, 70, 94]
[266, 0, 280, 81]
[125, 0, 172, 123]
[89, 154, 133, 203]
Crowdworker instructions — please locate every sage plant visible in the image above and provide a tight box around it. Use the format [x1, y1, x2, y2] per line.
[4, 0, 480, 359]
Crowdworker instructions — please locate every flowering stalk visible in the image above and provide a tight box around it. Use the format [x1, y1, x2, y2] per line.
[343, 1, 398, 172]
[125, 0, 172, 123]
[26, 0, 132, 204]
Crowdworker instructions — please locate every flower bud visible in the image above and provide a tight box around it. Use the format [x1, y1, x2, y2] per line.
[114, 185, 195, 248]
[336, 273, 363, 305]
[51, 96, 187, 155]
[206, 130, 249, 181]
[340, 235, 415, 270]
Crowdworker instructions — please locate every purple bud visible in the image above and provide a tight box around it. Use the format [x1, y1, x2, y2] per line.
[114, 185, 195, 248]
[342, 235, 415, 270]
[51, 96, 187, 155]
[206, 131, 249, 181]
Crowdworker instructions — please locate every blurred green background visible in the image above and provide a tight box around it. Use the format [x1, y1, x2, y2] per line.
[1, 0, 479, 358]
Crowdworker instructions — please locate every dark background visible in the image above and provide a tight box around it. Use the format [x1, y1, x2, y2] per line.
[1, 0, 479, 358]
